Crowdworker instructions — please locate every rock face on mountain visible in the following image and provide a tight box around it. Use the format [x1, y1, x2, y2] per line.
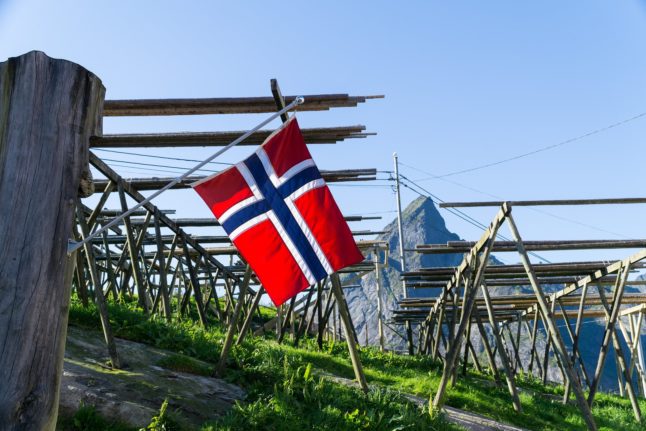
[344, 196, 463, 350]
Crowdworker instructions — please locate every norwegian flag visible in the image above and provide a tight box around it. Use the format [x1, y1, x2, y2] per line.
[192, 118, 364, 305]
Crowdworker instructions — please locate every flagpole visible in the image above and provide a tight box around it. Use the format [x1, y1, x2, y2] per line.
[68, 96, 305, 254]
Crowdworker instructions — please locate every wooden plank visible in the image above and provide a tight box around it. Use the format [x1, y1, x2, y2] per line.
[418, 239, 646, 253]
[0, 51, 105, 429]
[91, 169, 378, 191]
[91, 125, 370, 147]
[441, 198, 646, 208]
[103, 93, 383, 116]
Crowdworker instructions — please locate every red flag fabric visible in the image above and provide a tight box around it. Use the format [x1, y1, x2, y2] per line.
[192, 117, 364, 305]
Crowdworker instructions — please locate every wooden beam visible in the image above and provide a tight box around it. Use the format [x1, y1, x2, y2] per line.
[417, 239, 646, 253]
[91, 126, 371, 148]
[103, 93, 383, 116]
[441, 198, 646, 208]
[92, 169, 377, 191]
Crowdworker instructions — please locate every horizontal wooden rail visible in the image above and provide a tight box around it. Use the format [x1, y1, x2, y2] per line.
[92, 230, 385, 245]
[93, 169, 377, 191]
[91, 126, 372, 148]
[417, 239, 646, 253]
[440, 198, 646, 208]
[402, 261, 646, 278]
[103, 94, 384, 116]
[112, 215, 382, 227]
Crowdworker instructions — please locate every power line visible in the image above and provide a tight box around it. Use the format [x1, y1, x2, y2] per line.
[415, 111, 646, 179]
[396, 173, 551, 264]
[101, 163, 190, 176]
[100, 158, 218, 174]
[93, 148, 234, 166]
[400, 161, 630, 239]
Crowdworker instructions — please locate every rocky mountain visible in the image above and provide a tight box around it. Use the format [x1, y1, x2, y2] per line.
[345, 196, 641, 393]
[344, 196, 462, 350]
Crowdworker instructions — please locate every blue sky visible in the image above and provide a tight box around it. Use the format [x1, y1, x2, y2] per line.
[3, 1, 646, 265]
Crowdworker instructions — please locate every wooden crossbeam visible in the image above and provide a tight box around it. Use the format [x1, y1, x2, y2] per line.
[103, 93, 383, 116]
[417, 239, 646, 253]
[440, 198, 646, 208]
[92, 169, 377, 191]
[91, 126, 372, 148]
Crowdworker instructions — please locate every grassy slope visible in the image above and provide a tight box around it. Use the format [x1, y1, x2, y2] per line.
[62, 297, 645, 431]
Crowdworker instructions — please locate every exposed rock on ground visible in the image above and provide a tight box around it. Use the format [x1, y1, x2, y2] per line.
[60, 326, 245, 428]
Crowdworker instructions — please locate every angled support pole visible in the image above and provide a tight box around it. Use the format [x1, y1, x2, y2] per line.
[506, 210, 597, 431]
[475, 312, 502, 385]
[591, 278, 641, 421]
[236, 286, 265, 346]
[75, 205, 121, 369]
[432, 205, 508, 411]
[482, 282, 523, 412]
[331, 273, 369, 392]
[215, 266, 251, 376]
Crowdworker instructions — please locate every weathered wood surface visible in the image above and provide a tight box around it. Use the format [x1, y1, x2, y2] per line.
[91, 169, 377, 191]
[440, 198, 646, 207]
[90, 125, 370, 147]
[0, 51, 104, 430]
[103, 93, 383, 116]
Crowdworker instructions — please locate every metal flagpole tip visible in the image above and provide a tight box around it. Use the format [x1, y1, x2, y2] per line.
[295, 96, 305, 105]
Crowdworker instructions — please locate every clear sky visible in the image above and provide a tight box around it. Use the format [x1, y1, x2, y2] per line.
[3, 1, 646, 266]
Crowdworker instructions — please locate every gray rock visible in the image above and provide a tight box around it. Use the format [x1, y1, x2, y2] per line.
[59, 327, 245, 428]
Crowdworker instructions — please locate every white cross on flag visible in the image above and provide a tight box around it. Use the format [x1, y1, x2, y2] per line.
[192, 118, 364, 305]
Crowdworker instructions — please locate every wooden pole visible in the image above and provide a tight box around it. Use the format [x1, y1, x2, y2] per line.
[0, 51, 104, 429]
[330, 273, 369, 392]
[75, 206, 121, 369]
[506, 212, 597, 431]
[432, 206, 506, 411]
[236, 286, 265, 346]
[374, 250, 386, 352]
[482, 283, 523, 412]
[215, 266, 251, 376]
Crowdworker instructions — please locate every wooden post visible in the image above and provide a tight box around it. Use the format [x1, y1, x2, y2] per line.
[506, 212, 597, 431]
[432, 206, 506, 411]
[481, 283, 523, 412]
[75, 206, 121, 369]
[475, 312, 502, 385]
[374, 250, 386, 352]
[117, 181, 149, 313]
[0, 51, 104, 429]
[236, 286, 265, 346]
[215, 266, 251, 376]
[330, 273, 369, 392]
[153, 209, 172, 320]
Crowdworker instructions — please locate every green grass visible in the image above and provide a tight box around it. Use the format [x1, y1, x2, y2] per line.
[67, 297, 646, 431]
[67, 297, 459, 430]
[157, 353, 213, 377]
